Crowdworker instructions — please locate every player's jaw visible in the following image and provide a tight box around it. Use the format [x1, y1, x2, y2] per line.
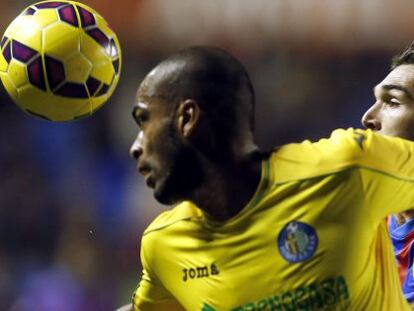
[153, 150, 200, 205]
[138, 162, 180, 205]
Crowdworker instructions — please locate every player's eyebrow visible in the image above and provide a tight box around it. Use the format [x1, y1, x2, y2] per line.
[381, 84, 414, 100]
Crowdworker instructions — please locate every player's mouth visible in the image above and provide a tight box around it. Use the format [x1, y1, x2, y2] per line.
[138, 165, 151, 176]
[138, 165, 155, 188]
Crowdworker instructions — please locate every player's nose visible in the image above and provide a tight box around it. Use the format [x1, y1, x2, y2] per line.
[129, 137, 143, 160]
[361, 103, 381, 131]
[130, 146, 142, 160]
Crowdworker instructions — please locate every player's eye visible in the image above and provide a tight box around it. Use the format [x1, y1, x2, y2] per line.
[132, 108, 147, 129]
[386, 99, 400, 108]
[135, 113, 148, 129]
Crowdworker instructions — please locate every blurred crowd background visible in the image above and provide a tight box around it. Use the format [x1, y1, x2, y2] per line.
[1, 0, 414, 310]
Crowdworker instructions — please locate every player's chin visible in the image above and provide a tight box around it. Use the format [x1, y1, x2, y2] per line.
[145, 175, 156, 188]
[153, 181, 182, 205]
[154, 190, 178, 205]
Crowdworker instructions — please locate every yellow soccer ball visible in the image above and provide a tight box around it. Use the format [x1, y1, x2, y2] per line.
[0, 1, 121, 121]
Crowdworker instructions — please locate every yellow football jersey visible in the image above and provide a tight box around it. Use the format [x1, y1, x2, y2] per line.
[133, 128, 414, 311]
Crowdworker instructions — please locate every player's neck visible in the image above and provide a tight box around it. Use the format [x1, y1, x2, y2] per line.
[191, 150, 263, 222]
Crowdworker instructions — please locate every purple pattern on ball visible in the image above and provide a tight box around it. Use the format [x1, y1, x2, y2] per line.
[35, 2, 66, 9]
[23, 7, 36, 16]
[45, 55, 65, 90]
[77, 6, 95, 27]
[3, 41, 11, 63]
[28, 56, 46, 91]
[58, 5, 79, 27]
[112, 59, 119, 75]
[1, 36, 8, 49]
[86, 28, 109, 51]
[56, 82, 88, 98]
[12, 40, 38, 63]
[86, 76, 101, 96]
[96, 83, 109, 96]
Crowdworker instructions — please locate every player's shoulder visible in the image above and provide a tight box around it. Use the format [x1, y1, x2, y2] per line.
[272, 127, 362, 157]
[312, 127, 369, 158]
[275, 128, 369, 158]
[268, 128, 372, 182]
[143, 201, 203, 236]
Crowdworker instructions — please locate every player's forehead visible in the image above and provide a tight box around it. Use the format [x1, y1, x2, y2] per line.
[134, 87, 165, 112]
[137, 60, 185, 98]
[136, 77, 158, 100]
[375, 64, 414, 98]
[135, 64, 171, 99]
[133, 85, 166, 117]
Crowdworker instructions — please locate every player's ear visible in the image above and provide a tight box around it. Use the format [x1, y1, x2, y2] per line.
[176, 99, 201, 139]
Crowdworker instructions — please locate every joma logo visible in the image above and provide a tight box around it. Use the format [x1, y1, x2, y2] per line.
[182, 263, 219, 282]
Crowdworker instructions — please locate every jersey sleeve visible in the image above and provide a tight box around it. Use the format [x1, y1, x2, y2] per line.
[341, 128, 414, 221]
[132, 237, 184, 311]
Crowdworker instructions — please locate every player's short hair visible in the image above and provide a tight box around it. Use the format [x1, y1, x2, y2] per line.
[391, 41, 414, 70]
[157, 46, 255, 135]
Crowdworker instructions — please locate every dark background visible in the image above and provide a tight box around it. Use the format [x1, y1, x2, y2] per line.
[1, 1, 413, 309]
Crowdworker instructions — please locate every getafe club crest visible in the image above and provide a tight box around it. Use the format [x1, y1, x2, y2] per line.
[277, 221, 318, 263]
